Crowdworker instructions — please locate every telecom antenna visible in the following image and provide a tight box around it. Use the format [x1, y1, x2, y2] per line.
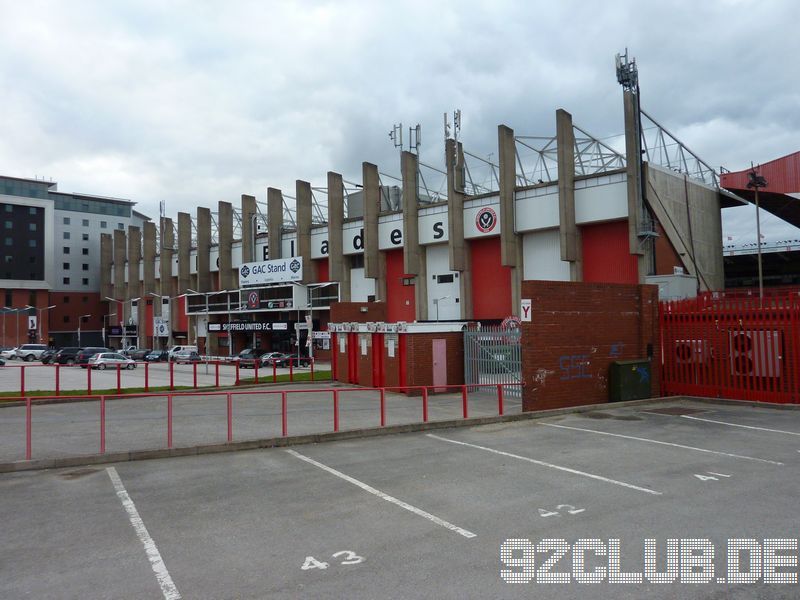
[615, 48, 638, 93]
[409, 124, 421, 154]
[389, 123, 403, 151]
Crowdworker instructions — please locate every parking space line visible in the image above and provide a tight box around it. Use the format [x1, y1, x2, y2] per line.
[540, 423, 784, 465]
[680, 415, 800, 436]
[106, 467, 182, 600]
[284, 449, 477, 539]
[426, 434, 661, 495]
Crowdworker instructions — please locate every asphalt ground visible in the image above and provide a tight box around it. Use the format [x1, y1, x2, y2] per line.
[0, 361, 328, 394]
[0, 384, 519, 463]
[1, 398, 798, 599]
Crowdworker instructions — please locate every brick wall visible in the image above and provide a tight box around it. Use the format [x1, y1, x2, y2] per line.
[521, 281, 660, 411]
[406, 332, 464, 389]
[330, 301, 387, 324]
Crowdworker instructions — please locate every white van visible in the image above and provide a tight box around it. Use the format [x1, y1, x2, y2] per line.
[168, 345, 198, 361]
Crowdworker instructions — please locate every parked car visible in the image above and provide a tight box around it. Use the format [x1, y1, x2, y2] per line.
[279, 354, 311, 368]
[129, 348, 151, 360]
[0, 347, 17, 360]
[144, 350, 169, 362]
[173, 350, 201, 364]
[0, 357, 5, 366]
[233, 349, 261, 368]
[260, 351, 289, 367]
[39, 348, 58, 364]
[16, 344, 49, 362]
[77, 347, 111, 368]
[87, 352, 136, 370]
[54, 347, 82, 365]
[168, 345, 198, 361]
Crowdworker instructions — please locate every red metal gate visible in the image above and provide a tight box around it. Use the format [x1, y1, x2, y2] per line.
[660, 293, 800, 403]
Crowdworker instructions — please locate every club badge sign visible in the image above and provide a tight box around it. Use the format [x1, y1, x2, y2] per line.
[239, 256, 303, 286]
[475, 207, 497, 233]
[247, 290, 260, 309]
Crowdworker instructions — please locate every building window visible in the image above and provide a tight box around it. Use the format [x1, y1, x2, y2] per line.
[63, 277, 70, 284]
[29, 240, 36, 248]
[63, 262, 70, 270]
[82, 233, 89, 241]
[28, 207, 36, 215]
[29, 223, 36, 231]
[63, 315, 69, 324]
[63, 296, 69, 303]
[82, 296, 88, 302]
[82, 219, 89, 226]
[4, 237, 11, 246]
[82, 278, 89, 285]
[4, 292, 11, 306]
[63, 217, 71, 225]
[4, 205, 11, 213]
[118, 223, 124, 230]
[64, 247, 70, 254]
[101, 221, 107, 229]
[4, 256, 11, 263]
[28, 256, 35, 263]
[436, 274, 454, 284]
[63, 232, 70, 240]
[4, 221, 10, 229]
[82, 248, 89, 255]
[82, 263, 89, 271]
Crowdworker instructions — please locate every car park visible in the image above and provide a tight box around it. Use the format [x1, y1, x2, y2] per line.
[53, 347, 82, 365]
[144, 349, 169, 362]
[172, 350, 201, 364]
[87, 352, 136, 370]
[76, 347, 111, 368]
[15, 344, 49, 362]
[0, 347, 17, 360]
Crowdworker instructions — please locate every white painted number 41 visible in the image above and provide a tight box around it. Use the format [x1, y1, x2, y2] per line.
[302, 550, 364, 571]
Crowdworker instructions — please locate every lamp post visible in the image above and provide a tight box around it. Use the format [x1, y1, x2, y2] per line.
[747, 167, 768, 306]
[26, 304, 56, 344]
[102, 312, 117, 347]
[433, 295, 452, 321]
[77, 314, 91, 347]
[104, 297, 140, 349]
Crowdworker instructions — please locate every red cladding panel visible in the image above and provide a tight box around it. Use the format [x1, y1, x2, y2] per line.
[315, 259, 329, 283]
[177, 296, 188, 331]
[581, 220, 638, 284]
[145, 301, 154, 336]
[469, 237, 511, 319]
[385, 249, 415, 322]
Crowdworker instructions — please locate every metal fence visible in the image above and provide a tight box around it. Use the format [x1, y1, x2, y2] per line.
[464, 324, 522, 397]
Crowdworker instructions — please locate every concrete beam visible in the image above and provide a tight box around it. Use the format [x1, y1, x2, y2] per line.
[159, 217, 174, 298]
[100, 233, 112, 300]
[196, 207, 211, 292]
[447, 139, 467, 271]
[327, 172, 347, 299]
[127, 226, 142, 344]
[142, 221, 156, 296]
[556, 109, 581, 281]
[296, 180, 314, 282]
[177, 212, 191, 295]
[363, 162, 381, 286]
[267, 188, 283, 261]
[498, 125, 517, 268]
[401, 151, 420, 275]
[241, 194, 257, 263]
[217, 202, 233, 290]
[624, 90, 645, 257]
[112, 229, 126, 301]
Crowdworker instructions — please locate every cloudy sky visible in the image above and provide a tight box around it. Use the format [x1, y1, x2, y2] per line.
[1, 0, 798, 244]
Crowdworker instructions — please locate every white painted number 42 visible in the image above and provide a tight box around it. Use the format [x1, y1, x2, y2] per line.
[302, 551, 364, 571]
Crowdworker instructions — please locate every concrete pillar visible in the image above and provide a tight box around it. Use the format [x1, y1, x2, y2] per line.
[296, 180, 314, 282]
[327, 172, 348, 300]
[447, 139, 467, 272]
[499, 124, 522, 316]
[196, 207, 212, 292]
[100, 233, 113, 300]
[623, 91, 652, 281]
[401, 151, 420, 275]
[177, 212, 191, 293]
[159, 217, 175, 335]
[127, 226, 142, 345]
[241, 194, 257, 263]
[362, 162, 384, 298]
[556, 109, 582, 281]
[218, 202, 234, 291]
[113, 229, 127, 303]
[266, 188, 283, 261]
[143, 222, 156, 346]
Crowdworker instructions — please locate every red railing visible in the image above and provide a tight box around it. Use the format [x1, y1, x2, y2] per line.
[660, 294, 800, 403]
[2, 357, 329, 397]
[15, 383, 520, 461]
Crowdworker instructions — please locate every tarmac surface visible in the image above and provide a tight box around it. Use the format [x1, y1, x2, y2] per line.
[1, 397, 799, 599]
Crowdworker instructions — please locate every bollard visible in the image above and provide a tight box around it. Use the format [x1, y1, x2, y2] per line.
[254, 360, 259, 385]
[235, 362, 240, 386]
[380, 388, 386, 427]
[226, 392, 233, 442]
[422, 387, 429, 423]
[55, 364, 60, 396]
[333, 390, 339, 432]
[281, 391, 288, 437]
[20, 365, 25, 398]
[272, 359, 277, 383]
[289, 358, 294, 382]
[87, 364, 92, 395]
[167, 394, 173, 448]
[462, 385, 469, 419]
[193, 362, 198, 389]
[116, 364, 121, 394]
[169, 360, 175, 391]
[100, 395, 106, 454]
[497, 384, 504, 416]
[145, 362, 150, 392]
[310, 359, 315, 382]
[215, 361, 220, 388]
[25, 397, 32, 460]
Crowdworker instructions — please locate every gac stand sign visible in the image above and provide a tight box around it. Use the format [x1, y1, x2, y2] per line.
[239, 257, 303, 285]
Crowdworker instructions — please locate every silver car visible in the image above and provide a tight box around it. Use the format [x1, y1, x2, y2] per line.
[87, 352, 137, 370]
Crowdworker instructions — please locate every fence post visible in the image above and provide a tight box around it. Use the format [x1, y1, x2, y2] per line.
[461, 385, 469, 419]
[20, 365, 25, 398]
[310, 358, 315, 382]
[272, 359, 277, 383]
[422, 387, 428, 423]
[55, 364, 60, 396]
[116, 363, 121, 394]
[167, 394, 173, 449]
[215, 361, 220, 388]
[25, 397, 31, 460]
[144, 362, 149, 392]
[281, 391, 288, 437]
[235, 361, 240, 386]
[169, 360, 174, 391]
[497, 384, 504, 416]
[333, 390, 339, 432]
[87, 364, 92, 395]
[289, 358, 294, 382]
[226, 392, 232, 442]
[380, 388, 386, 427]
[254, 360, 259, 385]
[100, 395, 106, 454]
[193, 362, 198, 389]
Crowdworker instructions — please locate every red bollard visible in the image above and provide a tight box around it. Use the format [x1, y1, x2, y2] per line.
[25, 397, 32, 460]
[55, 364, 60, 396]
[333, 390, 339, 432]
[100, 395, 106, 454]
[167, 394, 173, 448]
[289, 358, 294, 382]
[215, 361, 219, 388]
[281, 391, 288, 437]
[226, 392, 233, 442]
[87, 364, 92, 395]
[116, 364, 121, 394]
[380, 388, 386, 427]
[145, 362, 149, 392]
[169, 360, 174, 391]
[272, 359, 277, 383]
[235, 362, 240, 386]
[310, 358, 315, 382]
[20, 365, 25, 398]
[193, 362, 197, 389]
[497, 384, 504, 416]
[462, 385, 469, 419]
[254, 360, 259, 385]
[422, 387, 429, 422]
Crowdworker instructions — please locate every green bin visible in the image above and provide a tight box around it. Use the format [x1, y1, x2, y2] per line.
[608, 359, 651, 402]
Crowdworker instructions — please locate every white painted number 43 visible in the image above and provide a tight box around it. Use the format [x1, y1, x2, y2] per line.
[302, 551, 364, 571]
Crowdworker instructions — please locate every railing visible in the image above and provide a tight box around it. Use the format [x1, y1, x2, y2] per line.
[1, 357, 330, 398]
[14, 383, 522, 461]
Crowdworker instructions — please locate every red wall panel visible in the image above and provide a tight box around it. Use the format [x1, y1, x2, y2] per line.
[385, 249, 415, 322]
[581, 220, 638, 284]
[469, 237, 512, 319]
[315, 258, 329, 283]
